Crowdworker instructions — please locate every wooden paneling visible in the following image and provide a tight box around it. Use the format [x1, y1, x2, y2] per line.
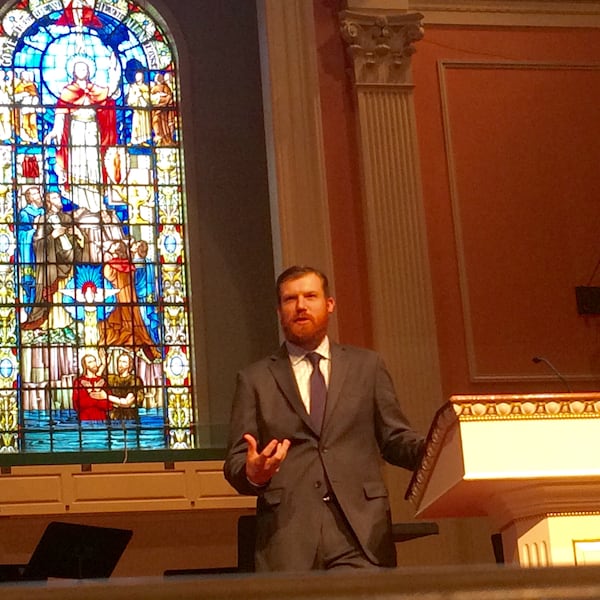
[0, 461, 253, 516]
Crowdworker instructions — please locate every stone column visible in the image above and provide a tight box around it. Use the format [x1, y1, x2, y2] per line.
[339, 10, 442, 431]
[257, 0, 338, 338]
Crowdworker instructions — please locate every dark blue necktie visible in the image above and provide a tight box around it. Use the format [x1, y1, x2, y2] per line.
[306, 352, 326, 433]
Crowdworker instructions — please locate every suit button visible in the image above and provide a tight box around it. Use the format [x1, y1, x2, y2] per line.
[314, 481, 322, 489]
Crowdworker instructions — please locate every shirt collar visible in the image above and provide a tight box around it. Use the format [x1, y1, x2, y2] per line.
[286, 336, 331, 367]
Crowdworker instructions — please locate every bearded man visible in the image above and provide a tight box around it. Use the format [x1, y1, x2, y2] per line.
[224, 266, 425, 572]
[107, 352, 144, 421]
[73, 354, 134, 422]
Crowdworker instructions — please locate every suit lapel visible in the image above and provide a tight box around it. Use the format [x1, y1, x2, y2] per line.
[268, 344, 316, 433]
[322, 343, 349, 432]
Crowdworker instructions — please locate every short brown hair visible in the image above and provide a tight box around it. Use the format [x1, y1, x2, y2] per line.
[276, 266, 330, 303]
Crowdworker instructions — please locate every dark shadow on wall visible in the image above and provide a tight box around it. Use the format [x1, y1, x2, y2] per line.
[160, 0, 278, 449]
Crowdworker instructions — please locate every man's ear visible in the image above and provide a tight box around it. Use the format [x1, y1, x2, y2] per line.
[326, 297, 336, 314]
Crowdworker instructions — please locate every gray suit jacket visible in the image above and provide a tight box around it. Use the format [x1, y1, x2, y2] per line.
[223, 343, 424, 571]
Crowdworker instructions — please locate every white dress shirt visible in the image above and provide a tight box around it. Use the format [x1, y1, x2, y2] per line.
[285, 336, 331, 415]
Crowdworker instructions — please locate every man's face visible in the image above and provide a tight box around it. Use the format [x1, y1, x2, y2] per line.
[73, 61, 89, 80]
[117, 355, 131, 376]
[45, 192, 62, 211]
[83, 356, 99, 375]
[27, 188, 42, 207]
[277, 273, 335, 351]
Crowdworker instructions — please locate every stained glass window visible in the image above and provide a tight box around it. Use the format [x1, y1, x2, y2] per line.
[0, 0, 194, 456]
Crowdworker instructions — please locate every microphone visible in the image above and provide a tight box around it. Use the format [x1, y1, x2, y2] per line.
[532, 356, 572, 393]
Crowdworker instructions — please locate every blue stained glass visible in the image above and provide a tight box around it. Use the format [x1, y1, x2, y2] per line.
[0, 0, 193, 458]
[168, 354, 186, 377]
[163, 234, 177, 254]
[0, 358, 14, 378]
[42, 37, 121, 101]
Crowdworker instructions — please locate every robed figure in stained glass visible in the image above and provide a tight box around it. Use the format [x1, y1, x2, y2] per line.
[22, 190, 85, 332]
[102, 239, 161, 361]
[44, 59, 117, 215]
[127, 70, 151, 145]
[14, 71, 40, 143]
[56, 0, 102, 30]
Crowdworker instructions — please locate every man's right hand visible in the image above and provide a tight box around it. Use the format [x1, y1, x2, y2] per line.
[244, 433, 290, 487]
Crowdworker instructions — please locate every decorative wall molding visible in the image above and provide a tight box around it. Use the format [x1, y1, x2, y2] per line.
[409, 1, 600, 27]
[437, 59, 600, 384]
[450, 391, 600, 420]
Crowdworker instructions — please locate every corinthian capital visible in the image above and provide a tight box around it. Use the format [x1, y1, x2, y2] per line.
[339, 10, 424, 86]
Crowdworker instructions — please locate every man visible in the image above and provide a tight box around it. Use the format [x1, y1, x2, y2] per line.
[127, 70, 151, 145]
[73, 354, 135, 422]
[17, 187, 44, 314]
[224, 266, 425, 572]
[102, 239, 160, 360]
[131, 239, 160, 343]
[14, 70, 40, 143]
[107, 352, 144, 421]
[150, 73, 174, 146]
[22, 190, 86, 331]
[56, 0, 102, 29]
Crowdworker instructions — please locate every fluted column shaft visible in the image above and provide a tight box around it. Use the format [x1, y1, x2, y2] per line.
[340, 11, 441, 430]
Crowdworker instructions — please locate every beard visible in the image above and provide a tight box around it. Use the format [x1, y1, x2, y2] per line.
[281, 313, 329, 350]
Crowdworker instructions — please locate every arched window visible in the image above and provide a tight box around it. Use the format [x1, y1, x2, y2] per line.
[0, 0, 194, 456]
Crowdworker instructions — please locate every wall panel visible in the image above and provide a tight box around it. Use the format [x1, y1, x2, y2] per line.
[439, 61, 600, 383]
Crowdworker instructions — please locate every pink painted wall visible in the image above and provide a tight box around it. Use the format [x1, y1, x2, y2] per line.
[314, 3, 600, 397]
[413, 26, 600, 397]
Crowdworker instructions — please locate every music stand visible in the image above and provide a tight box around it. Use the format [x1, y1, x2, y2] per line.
[16, 521, 132, 581]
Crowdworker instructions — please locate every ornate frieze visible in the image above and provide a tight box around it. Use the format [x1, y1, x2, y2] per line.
[340, 10, 424, 85]
[450, 392, 600, 421]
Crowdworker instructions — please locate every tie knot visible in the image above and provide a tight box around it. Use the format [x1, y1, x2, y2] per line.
[306, 352, 322, 368]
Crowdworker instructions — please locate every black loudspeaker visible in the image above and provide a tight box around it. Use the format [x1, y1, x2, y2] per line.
[575, 286, 600, 315]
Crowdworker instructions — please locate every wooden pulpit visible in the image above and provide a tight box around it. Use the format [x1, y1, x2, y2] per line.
[406, 393, 600, 567]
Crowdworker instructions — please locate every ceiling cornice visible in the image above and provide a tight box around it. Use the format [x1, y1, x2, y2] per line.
[408, 1, 600, 27]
